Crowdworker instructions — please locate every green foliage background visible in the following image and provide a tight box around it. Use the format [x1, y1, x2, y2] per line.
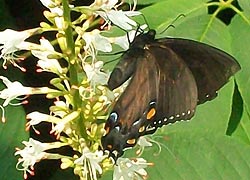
[102, 0, 250, 179]
[1, 0, 250, 179]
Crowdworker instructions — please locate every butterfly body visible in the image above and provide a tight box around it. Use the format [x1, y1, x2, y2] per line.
[102, 29, 240, 161]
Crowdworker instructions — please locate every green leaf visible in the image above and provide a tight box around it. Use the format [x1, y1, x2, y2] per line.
[226, 82, 244, 137]
[0, 105, 28, 180]
[0, 2, 28, 179]
[101, 0, 248, 179]
[238, 0, 250, 18]
[231, 106, 250, 145]
[140, 0, 208, 29]
[160, 14, 232, 52]
[141, 132, 250, 179]
[230, 15, 250, 108]
[228, 15, 250, 144]
[126, 0, 166, 5]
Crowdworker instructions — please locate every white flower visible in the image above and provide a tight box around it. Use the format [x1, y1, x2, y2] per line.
[39, 0, 74, 29]
[99, 0, 118, 9]
[137, 137, 153, 147]
[0, 76, 60, 122]
[26, 108, 79, 136]
[15, 138, 67, 179]
[37, 58, 63, 74]
[97, 10, 141, 30]
[15, 138, 47, 179]
[94, 0, 141, 30]
[82, 29, 112, 53]
[0, 28, 36, 55]
[74, 147, 106, 180]
[0, 77, 61, 107]
[136, 136, 153, 156]
[0, 76, 33, 107]
[26, 111, 61, 134]
[0, 28, 38, 70]
[51, 100, 69, 118]
[113, 158, 151, 180]
[83, 61, 109, 86]
[31, 38, 63, 74]
[40, 0, 63, 15]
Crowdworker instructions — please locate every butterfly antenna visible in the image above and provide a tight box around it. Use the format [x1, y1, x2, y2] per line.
[126, 30, 132, 44]
[135, 25, 144, 36]
[125, 24, 144, 45]
[159, 14, 185, 34]
[140, 13, 150, 30]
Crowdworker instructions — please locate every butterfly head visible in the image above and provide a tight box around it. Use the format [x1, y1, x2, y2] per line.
[101, 125, 126, 162]
[130, 29, 156, 49]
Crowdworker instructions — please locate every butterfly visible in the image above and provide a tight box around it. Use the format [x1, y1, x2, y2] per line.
[101, 29, 241, 162]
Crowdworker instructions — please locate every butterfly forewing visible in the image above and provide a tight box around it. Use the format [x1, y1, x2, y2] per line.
[110, 49, 159, 130]
[108, 50, 139, 90]
[102, 48, 159, 161]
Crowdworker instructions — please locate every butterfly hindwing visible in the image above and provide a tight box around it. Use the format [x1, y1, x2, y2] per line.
[143, 44, 198, 128]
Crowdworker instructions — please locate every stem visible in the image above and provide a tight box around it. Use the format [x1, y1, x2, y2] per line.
[200, 3, 221, 42]
[62, 0, 88, 139]
[62, 0, 81, 109]
[62, 0, 75, 59]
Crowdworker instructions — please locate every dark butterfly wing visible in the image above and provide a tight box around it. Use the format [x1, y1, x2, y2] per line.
[111, 49, 159, 129]
[102, 48, 159, 160]
[108, 50, 138, 90]
[102, 44, 198, 160]
[108, 30, 157, 90]
[158, 38, 241, 104]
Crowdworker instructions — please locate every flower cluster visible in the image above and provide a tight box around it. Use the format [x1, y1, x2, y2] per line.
[0, 0, 153, 179]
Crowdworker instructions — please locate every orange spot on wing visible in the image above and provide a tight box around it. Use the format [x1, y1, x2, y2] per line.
[147, 108, 156, 120]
